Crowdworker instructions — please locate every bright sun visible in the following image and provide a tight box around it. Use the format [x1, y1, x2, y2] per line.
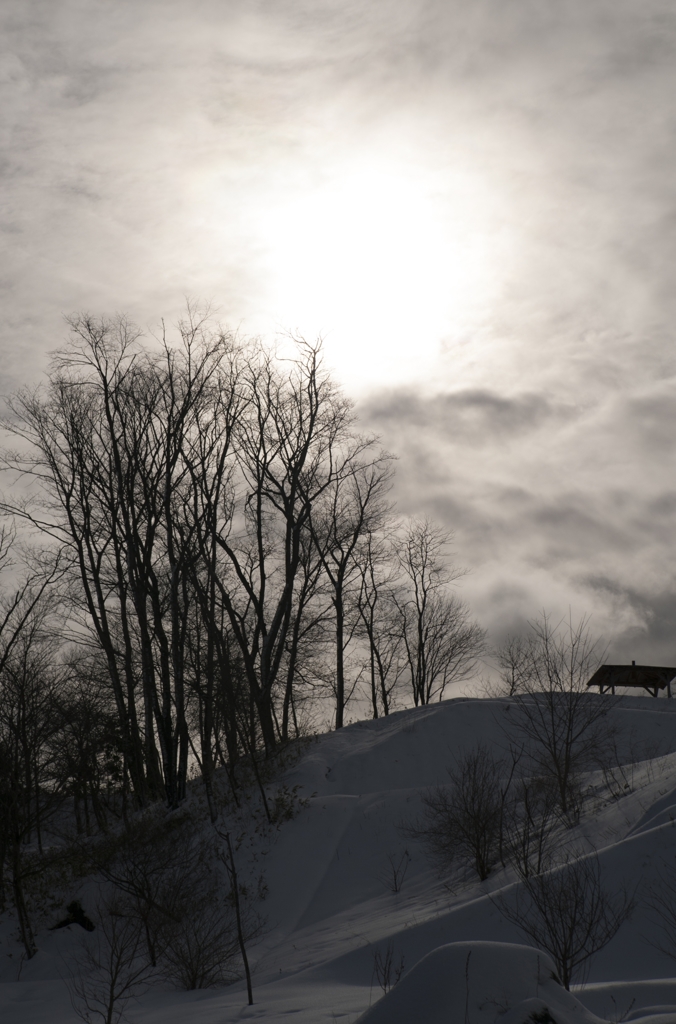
[258, 161, 501, 392]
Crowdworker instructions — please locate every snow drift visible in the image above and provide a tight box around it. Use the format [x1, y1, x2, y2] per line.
[355, 941, 603, 1024]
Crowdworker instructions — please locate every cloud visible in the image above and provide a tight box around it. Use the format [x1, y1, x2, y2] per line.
[3, 0, 676, 662]
[359, 373, 676, 660]
[583, 577, 676, 666]
[366, 388, 567, 445]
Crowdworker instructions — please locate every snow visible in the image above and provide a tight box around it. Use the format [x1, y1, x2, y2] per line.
[3, 695, 676, 1023]
[355, 941, 603, 1024]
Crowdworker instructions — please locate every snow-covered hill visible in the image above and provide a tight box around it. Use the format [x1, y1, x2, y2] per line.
[4, 695, 676, 1024]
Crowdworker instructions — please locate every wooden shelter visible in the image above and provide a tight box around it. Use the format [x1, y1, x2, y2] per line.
[587, 661, 676, 698]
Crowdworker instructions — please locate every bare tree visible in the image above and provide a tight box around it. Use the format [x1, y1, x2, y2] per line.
[493, 852, 634, 989]
[214, 826, 256, 1004]
[0, 601, 66, 957]
[355, 531, 406, 718]
[493, 633, 532, 696]
[0, 527, 68, 948]
[503, 613, 611, 823]
[65, 896, 154, 1024]
[309, 459, 393, 728]
[3, 312, 237, 806]
[53, 652, 123, 835]
[186, 336, 382, 749]
[394, 519, 485, 705]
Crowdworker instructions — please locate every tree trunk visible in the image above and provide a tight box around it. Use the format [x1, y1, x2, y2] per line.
[11, 842, 36, 959]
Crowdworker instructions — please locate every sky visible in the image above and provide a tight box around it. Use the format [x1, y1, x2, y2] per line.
[2, 0, 676, 665]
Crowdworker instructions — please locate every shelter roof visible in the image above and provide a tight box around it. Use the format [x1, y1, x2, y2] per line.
[587, 664, 676, 690]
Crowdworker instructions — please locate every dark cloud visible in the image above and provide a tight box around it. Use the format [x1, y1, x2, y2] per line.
[583, 576, 676, 665]
[363, 388, 569, 445]
[359, 372, 676, 658]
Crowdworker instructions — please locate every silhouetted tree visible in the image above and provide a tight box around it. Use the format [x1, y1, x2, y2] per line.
[309, 459, 393, 728]
[355, 531, 405, 718]
[393, 519, 485, 705]
[503, 614, 610, 822]
[2, 309, 487, 813]
[0, 539, 65, 956]
[53, 652, 123, 834]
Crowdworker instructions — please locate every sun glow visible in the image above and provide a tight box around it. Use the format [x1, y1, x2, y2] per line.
[257, 161, 502, 391]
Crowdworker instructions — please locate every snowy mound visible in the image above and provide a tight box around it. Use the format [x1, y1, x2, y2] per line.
[6, 697, 676, 1023]
[356, 941, 604, 1024]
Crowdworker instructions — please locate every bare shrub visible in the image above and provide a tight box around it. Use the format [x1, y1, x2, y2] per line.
[504, 776, 563, 879]
[608, 995, 636, 1023]
[403, 742, 572, 885]
[404, 744, 503, 881]
[160, 896, 241, 989]
[493, 852, 634, 989]
[94, 814, 262, 993]
[372, 942, 405, 994]
[65, 897, 153, 1024]
[599, 728, 637, 800]
[380, 850, 411, 894]
[95, 817, 198, 968]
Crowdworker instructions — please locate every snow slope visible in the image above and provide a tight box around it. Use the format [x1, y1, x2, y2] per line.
[4, 695, 676, 1024]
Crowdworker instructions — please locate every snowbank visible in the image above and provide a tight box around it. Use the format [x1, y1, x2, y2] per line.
[355, 941, 604, 1024]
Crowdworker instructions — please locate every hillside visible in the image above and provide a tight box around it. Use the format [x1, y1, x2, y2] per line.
[4, 694, 676, 1023]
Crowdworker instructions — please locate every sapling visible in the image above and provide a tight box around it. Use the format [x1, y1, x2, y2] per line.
[380, 850, 411, 893]
[493, 851, 634, 989]
[64, 896, 154, 1024]
[372, 942, 405, 994]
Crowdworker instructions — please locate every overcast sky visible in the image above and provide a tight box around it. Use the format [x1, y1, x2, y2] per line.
[3, 0, 676, 665]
